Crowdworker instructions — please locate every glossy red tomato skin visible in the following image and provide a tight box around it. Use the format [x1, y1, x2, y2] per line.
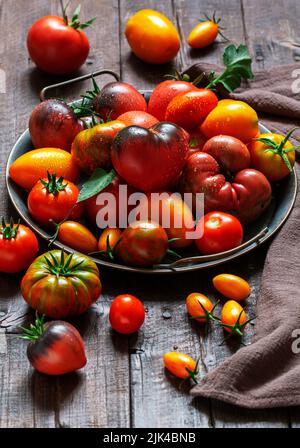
[148, 80, 198, 121]
[116, 221, 168, 267]
[109, 294, 145, 334]
[28, 179, 83, 227]
[27, 16, 90, 75]
[202, 135, 250, 173]
[27, 321, 87, 375]
[29, 100, 84, 152]
[195, 211, 243, 255]
[165, 89, 218, 130]
[111, 122, 189, 192]
[92, 82, 147, 121]
[117, 111, 158, 128]
[0, 225, 39, 274]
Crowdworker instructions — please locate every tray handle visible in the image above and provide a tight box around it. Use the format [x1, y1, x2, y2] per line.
[39, 69, 120, 101]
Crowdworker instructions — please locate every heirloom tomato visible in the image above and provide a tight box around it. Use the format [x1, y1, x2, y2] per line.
[109, 294, 145, 334]
[202, 135, 250, 172]
[57, 221, 98, 254]
[163, 352, 198, 383]
[118, 111, 158, 128]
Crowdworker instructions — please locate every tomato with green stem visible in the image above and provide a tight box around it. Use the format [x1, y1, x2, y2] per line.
[188, 12, 227, 49]
[248, 129, 298, 182]
[186, 292, 218, 323]
[0, 218, 39, 274]
[163, 352, 199, 383]
[21, 314, 87, 375]
[96, 228, 123, 260]
[220, 300, 255, 343]
[109, 294, 145, 334]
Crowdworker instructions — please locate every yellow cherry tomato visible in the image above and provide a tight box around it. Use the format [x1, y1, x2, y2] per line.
[188, 20, 219, 49]
[213, 274, 251, 301]
[221, 300, 247, 335]
[186, 292, 214, 323]
[163, 352, 198, 382]
[125, 9, 180, 64]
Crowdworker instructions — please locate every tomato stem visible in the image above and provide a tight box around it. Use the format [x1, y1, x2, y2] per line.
[219, 309, 256, 345]
[20, 313, 45, 341]
[0, 217, 20, 240]
[41, 172, 68, 194]
[44, 251, 84, 277]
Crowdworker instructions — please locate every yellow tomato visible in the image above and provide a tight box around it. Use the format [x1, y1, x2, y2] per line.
[213, 274, 251, 301]
[163, 352, 198, 381]
[188, 20, 219, 49]
[186, 292, 214, 323]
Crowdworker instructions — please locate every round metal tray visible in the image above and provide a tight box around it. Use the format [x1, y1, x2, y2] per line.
[5, 73, 297, 274]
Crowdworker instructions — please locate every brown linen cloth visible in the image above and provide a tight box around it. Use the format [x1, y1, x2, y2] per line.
[189, 64, 300, 408]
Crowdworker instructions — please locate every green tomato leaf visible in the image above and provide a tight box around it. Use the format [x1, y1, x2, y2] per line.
[77, 168, 116, 203]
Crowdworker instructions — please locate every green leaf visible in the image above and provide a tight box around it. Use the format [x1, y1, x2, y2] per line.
[206, 44, 254, 92]
[77, 168, 116, 203]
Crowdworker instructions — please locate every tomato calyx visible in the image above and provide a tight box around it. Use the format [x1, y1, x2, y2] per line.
[220, 309, 256, 345]
[190, 299, 219, 323]
[44, 251, 83, 277]
[164, 69, 205, 87]
[90, 234, 123, 261]
[41, 172, 68, 195]
[20, 313, 45, 341]
[185, 357, 200, 385]
[0, 217, 20, 239]
[255, 127, 300, 173]
[60, 1, 96, 30]
[199, 11, 227, 40]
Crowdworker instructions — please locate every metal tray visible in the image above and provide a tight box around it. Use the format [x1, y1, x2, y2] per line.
[5, 71, 298, 274]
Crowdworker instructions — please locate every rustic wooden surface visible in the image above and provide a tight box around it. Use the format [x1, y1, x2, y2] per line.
[0, 0, 298, 428]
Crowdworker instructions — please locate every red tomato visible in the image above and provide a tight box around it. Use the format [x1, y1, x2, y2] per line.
[0, 220, 39, 273]
[148, 80, 198, 121]
[195, 212, 243, 255]
[98, 228, 122, 260]
[165, 89, 218, 130]
[27, 173, 83, 227]
[109, 294, 145, 334]
[27, 13, 93, 75]
[57, 221, 98, 254]
[118, 111, 158, 128]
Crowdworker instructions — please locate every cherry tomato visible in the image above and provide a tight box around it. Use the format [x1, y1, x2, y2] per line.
[109, 294, 145, 334]
[148, 80, 198, 121]
[29, 100, 84, 152]
[213, 274, 251, 301]
[165, 89, 218, 130]
[92, 82, 147, 121]
[27, 172, 83, 227]
[248, 132, 296, 182]
[188, 18, 220, 49]
[125, 9, 180, 64]
[163, 352, 198, 382]
[116, 221, 168, 267]
[57, 221, 98, 254]
[118, 111, 158, 128]
[221, 300, 249, 336]
[195, 212, 243, 255]
[186, 292, 215, 323]
[98, 228, 122, 259]
[0, 219, 39, 274]
[201, 99, 259, 143]
[27, 9, 94, 75]
[23, 315, 86, 375]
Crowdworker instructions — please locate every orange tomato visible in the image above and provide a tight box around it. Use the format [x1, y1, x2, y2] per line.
[58, 221, 98, 254]
[221, 300, 247, 335]
[9, 148, 79, 190]
[186, 292, 215, 323]
[188, 20, 219, 49]
[98, 228, 122, 253]
[213, 274, 251, 301]
[125, 9, 180, 64]
[163, 352, 198, 382]
[200, 99, 259, 143]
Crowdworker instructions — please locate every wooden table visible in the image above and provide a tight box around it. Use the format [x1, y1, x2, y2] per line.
[1, 0, 299, 428]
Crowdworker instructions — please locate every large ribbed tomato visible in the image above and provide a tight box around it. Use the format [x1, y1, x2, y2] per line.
[21, 250, 102, 318]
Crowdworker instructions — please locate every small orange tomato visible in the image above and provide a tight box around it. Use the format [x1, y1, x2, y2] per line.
[98, 228, 122, 253]
[125, 9, 180, 64]
[221, 300, 247, 336]
[186, 292, 215, 323]
[163, 352, 198, 382]
[213, 274, 251, 301]
[58, 221, 98, 254]
[188, 20, 219, 49]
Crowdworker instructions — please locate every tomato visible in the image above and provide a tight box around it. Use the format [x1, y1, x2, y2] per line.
[116, 221, 168, 267]
[148, 80, 198, 121]
[111, 122, 189, 192]
[0, 219, 39, 274]
[248, 132, 296, 182]
[92, 82, 147, 121]
[118, 111, 158, 128]
[163, 352, 198, 383]
[202, 135, 250, 172]
[195, 212, 243, 255]
[98, 228, 122, 259]
[188, 14, 222, 49]
[23, 315, 86, 375]
[186, 292, 216, 323]
[71, 120, 126, 173]
[125, 9, 180, 64]
[221, 300, 254, 338]
[187, 129, 207, 156]
[109, 294, 145, 334]
[29, 100, 84, 152]
[165, 89, 218, 130]
[28, 173, 83, 227]
[57, 221, 98, 254]
[138, 192, 195, 248]
[201, 99, 259, 143]
[27, 8, 94, 75]
[9, 148, 79, 190]
[213, 274, 251, 301]
[21, 250, 102, 318]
